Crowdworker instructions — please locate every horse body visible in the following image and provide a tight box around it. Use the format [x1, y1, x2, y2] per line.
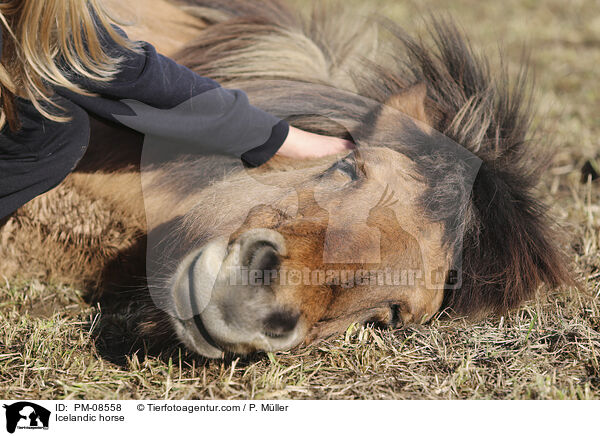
[0, 0, 571, 358]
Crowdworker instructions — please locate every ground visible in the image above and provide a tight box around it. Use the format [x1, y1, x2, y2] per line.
[1, 0, 599, 399]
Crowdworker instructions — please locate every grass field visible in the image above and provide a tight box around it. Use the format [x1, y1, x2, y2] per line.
[1, 0, 599, 399]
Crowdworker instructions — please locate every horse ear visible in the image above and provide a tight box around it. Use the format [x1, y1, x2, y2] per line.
[384, 82, 431, 125]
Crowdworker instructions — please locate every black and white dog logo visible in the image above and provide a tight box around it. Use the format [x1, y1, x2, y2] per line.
[3, 402, 50, 434]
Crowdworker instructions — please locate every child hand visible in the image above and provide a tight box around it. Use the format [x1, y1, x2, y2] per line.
[276, 126, 354, 159]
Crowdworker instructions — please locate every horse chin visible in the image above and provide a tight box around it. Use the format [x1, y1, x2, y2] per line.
[172, 317, 224, 359]
[168, 229, 305, 358]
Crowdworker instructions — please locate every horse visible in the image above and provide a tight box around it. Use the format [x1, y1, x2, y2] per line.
[0, 0, 572, 358]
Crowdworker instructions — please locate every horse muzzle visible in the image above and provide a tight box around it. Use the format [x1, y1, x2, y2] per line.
[169, 228, 304, 358]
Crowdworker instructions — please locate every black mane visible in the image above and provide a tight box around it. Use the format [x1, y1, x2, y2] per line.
[360, 18, 573, 314]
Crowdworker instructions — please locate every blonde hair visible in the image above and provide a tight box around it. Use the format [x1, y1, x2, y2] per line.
[0, 0, 137, 131]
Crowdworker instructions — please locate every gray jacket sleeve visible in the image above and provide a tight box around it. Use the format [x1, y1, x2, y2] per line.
[55, 25, 289, 166]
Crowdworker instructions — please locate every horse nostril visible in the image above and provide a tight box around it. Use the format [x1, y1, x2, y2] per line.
[240, 239, 281, 271]
[236, 229, 286, 270]
[263, 311, 299, 338]
[249, 242, 281, 271]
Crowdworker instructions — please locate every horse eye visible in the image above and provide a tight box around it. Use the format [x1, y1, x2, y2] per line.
[330, 156, 358, 181]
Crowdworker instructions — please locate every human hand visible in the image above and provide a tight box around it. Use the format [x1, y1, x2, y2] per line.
[276, 126, 354, 159]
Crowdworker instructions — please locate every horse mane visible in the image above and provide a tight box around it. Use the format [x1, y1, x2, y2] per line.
[172, 0, 574, 316]
[364, 19, 575, 315]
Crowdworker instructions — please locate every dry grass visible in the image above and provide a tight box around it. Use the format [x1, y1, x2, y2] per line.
[1, 0, 599, 399]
